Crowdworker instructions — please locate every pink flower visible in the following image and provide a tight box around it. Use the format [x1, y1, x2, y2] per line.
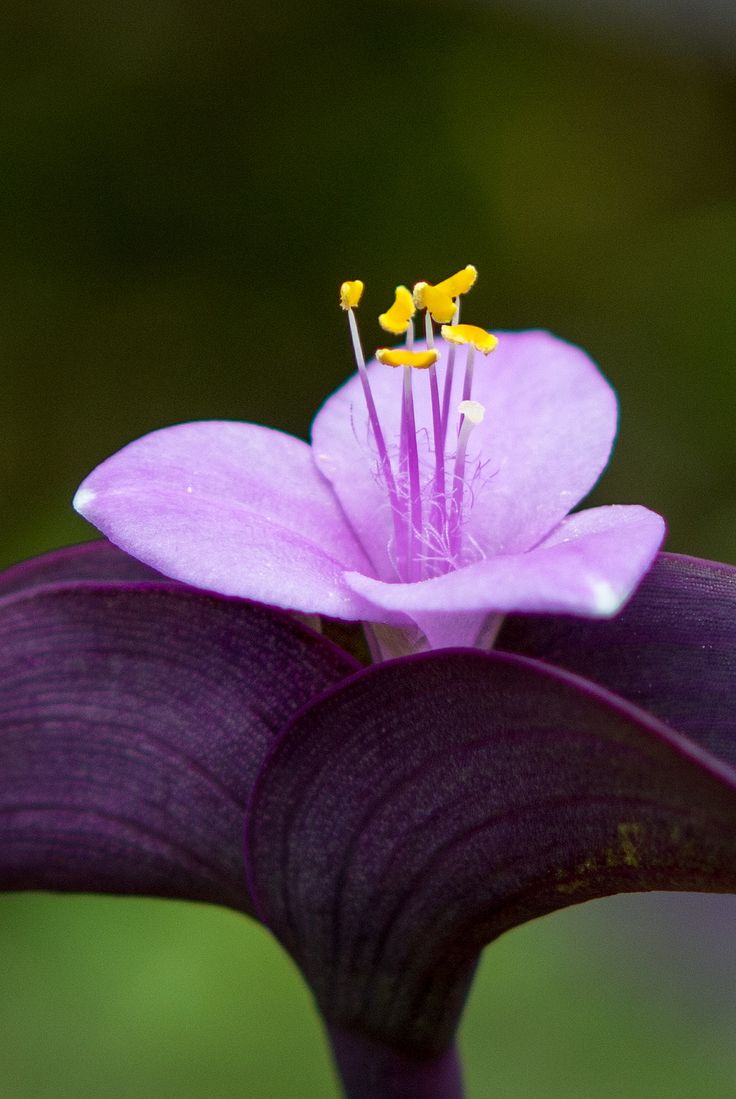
[73, 271, 664, 651]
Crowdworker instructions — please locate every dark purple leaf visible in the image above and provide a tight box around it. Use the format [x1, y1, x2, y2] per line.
[0, 582, 358, 912]
[0, 540, 167, 598]
[498, 552, 736, 766]
[246, 650, 736, 1063]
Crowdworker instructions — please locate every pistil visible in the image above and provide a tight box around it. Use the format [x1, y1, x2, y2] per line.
[462, 344, 475, 403]
[440, 301, 460, 441]
[441, 323, 499, 428]
[450, 399, 486, 561]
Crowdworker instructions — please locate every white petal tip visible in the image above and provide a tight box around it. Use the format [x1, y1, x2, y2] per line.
[73, 487, 96, 515]
[590, 578, 621, 615]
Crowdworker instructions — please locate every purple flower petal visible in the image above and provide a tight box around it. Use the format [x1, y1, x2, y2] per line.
[0, 540, 165, 599]
[246, 650, 736, 1065]
[345, 505, 664, 648]
[498, 551, 736, 767]
[74, 421, 376, 619]
[0, 580, 358, 909]
[312, 330, 617, 573]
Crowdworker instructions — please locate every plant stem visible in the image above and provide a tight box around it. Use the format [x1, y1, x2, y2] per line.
[327, 1027, 464, 1099]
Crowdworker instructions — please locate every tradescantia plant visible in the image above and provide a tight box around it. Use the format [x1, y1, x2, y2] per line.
[2, 267, 736, 1098]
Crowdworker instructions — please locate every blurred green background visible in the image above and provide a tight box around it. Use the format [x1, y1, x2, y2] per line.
[1, 1, 735, 1095]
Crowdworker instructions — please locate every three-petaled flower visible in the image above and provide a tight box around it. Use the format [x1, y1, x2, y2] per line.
[72, 266, 664, 653]
[1, 267, 735, 1099]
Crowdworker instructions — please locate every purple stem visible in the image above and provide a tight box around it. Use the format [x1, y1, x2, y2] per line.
[328, 1028, 464, 1099]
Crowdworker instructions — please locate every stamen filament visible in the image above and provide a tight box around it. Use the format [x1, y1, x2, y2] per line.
[429, 363, 444, 499]
[346, 307, 404, 561]
[440, 300, 461, 440]
[402, 365, 423, 581]
[421, 307, 447, 536]
[342, 270, 496, 585]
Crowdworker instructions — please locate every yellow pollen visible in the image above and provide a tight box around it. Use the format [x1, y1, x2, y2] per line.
[340, 280, 364, 310]
[441, 323, 498, 355]
[376, 348, 439, 370]
[378, 286, 415, 334]
[435, 265, 477, 298]
[413, 283, 455, 324]
[412, 265, 477, 323]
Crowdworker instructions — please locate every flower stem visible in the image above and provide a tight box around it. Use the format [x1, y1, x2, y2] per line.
[328, 1027, 464, 1099]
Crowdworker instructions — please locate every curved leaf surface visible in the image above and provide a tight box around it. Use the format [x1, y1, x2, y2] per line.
[247, 650, 736, 1058]
[0, 583, 358, 911]
[0, 540, 166, 598]
[498, 552, 736, 765]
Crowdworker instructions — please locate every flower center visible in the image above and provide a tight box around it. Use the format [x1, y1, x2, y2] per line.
[340, 269, 498, 584]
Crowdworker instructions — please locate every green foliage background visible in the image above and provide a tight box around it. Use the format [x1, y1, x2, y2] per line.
[1, 2, 735, 1094]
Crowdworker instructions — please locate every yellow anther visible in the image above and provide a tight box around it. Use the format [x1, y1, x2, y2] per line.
[435, 265, 477, 298]
[378, 286, 415, 334]
[412, 283, 455, 324]
[340, 280, 364, 310]
[376, 348, 439, 370]
[440, 323, 498, 355]
[412, 265, 477, 323]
